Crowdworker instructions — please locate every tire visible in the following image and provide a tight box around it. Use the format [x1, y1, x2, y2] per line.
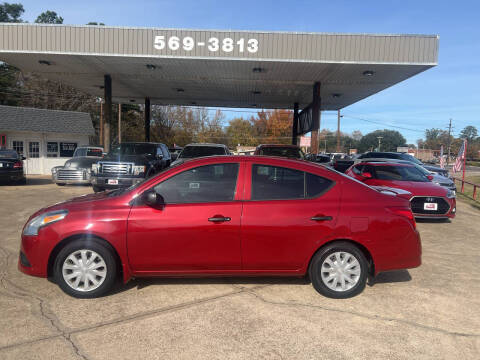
[53, 239, 117, 298]
[56, 183, 66, 186]
[18, 178, 27, 185]
[92, 185, 103, 193]
[309, 241, 368, 299]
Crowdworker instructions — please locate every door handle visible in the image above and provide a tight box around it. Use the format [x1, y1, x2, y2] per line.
[311, 216, 332, 221]
[208, 216, 231, 222]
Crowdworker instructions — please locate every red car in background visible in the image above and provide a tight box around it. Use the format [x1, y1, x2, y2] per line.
[19, 156, 421, 299]
[345, 162, 456, 220]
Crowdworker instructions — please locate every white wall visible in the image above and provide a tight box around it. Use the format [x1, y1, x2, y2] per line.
[2, 130, 90, 175]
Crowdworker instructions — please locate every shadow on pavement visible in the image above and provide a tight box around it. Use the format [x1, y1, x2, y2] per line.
[369, 270, 411, 286]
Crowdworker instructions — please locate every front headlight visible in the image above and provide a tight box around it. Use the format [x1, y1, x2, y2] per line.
[91, 164, 98, 174]
[133, 165, 146, 175]
[23, 210, 68, 236]
[447, 189, 456, 198]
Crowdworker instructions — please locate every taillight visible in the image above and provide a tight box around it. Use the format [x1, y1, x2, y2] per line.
[386, 206, 416, 229]
[13, 161, 23, 169]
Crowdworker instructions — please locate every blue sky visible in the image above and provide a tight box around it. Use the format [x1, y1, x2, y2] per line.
[18, 0, 480, 144]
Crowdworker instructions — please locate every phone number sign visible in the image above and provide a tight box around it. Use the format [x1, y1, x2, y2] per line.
[153, 35, 259, 54]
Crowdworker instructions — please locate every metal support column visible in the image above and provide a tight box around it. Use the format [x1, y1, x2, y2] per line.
[336, 109, 341, 152]
[292, 102, 299, 145]
[310, 82, 321, 154]
[103, 75, 112, 153]
[118, 103, 122, 144]
[145, 97, 151, 142]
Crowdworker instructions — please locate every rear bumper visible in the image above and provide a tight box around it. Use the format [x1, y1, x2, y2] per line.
[0, 170, 24, 182]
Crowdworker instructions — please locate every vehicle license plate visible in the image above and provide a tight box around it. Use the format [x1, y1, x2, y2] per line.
[107, 179, 118, 185]
[424, 203, 438, 211]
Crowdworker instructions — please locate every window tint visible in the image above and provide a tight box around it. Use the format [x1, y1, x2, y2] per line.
[306, 173, 334, 198]
[251, 165, 333, 200]
[258, 147, 305, 159]
[154, 163, 239, 204]
[179, 146, 227, 158]
[352, 165, 363, 175]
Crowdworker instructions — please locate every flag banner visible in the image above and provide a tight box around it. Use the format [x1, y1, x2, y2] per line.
[439, 145, 445, 169]
[453, 140, 467, 173]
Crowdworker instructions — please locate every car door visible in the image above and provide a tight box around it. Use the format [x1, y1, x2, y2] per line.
[127, 161, 244, 272]
[241, 162, 340, 271]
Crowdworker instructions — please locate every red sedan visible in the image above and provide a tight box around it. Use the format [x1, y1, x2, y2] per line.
[345, 162, 456, 219]
[19, 156, 421, 299]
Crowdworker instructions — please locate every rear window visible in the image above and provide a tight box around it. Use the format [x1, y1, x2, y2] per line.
[258, 147, 305, 159]
[179, 146, 227, 158]
[0, 150, 19, 159]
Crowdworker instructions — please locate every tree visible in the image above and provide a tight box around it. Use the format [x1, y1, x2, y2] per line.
[86, 22, 105, 26]
[251, 109, 292, 144]
[459, 126, 478, 142]
[225, 117, 255, 148]
[358, 129, 406, 152]
[0, 2, 24, 22]
[0, 62, 21, 106]
[35, 10, 63, 24]
[424, 128, 451, 150]
[351, 130, 363, 141]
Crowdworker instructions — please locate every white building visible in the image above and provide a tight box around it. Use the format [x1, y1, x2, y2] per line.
[0, 105, 94, 175]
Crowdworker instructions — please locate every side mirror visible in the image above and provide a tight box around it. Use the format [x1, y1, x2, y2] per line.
[141, 190, 165, 208]
[427, 175, 434, 181]
[361, 171, 373, 179]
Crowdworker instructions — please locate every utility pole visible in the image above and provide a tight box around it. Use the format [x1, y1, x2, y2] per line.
[377, 136, 383, 151]
[336, 110, 342, 152]
[118, 103, 122, 144]
[446, 118, 453, 164]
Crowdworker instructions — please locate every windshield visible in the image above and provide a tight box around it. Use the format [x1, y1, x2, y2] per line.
[74, 148, 103, 157]
[400, 153, 423, 165]
[258, 147, 305, 159]
[0, 150, 19, 159]
[179, 146, 226, 158]
[373, 165, 429, 182]
[109, 143, 156, 157]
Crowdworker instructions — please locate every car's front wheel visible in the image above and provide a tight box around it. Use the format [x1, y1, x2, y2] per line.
[92, 185, 103, 193]
[53, 239, 117, 298]
[309, 242, 368, 299]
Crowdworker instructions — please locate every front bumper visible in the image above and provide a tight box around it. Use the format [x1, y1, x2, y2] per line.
[52, 168, 92, 185]
[92, 175, 144, 189]
[412, 197, 456, 219]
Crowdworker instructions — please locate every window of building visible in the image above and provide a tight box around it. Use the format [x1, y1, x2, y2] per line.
[154, 163, 239, 204]
[12, 141, 24, 156]
[251, 164, 333, 201]
[59, 142, 77, 157]
[47, 142, 59, 157]
[28, 142, 40, 158]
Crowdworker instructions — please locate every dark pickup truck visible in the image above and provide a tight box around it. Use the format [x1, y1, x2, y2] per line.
[91, 142, 171, 192]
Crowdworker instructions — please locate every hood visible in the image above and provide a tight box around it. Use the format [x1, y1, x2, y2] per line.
[372, 180, 448, 197]
[64, 157, 100, 169]
[369, 186, 412, 200]
[430, 173, 454, 185]
[102, 154, 152, 165]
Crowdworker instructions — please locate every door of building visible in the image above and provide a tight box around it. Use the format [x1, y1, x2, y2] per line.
[25, 140, 42, 174]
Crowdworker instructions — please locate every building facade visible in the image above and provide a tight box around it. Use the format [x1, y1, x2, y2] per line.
[0, 105, 94, 175]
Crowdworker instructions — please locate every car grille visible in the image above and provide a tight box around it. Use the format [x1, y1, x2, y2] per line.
[99, 162, 133, 175]
[57, 169, 85, 181]
[410, 196, 450, 215]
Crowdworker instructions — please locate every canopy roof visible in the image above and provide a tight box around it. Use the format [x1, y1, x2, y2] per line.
[0, 24, 438, 110]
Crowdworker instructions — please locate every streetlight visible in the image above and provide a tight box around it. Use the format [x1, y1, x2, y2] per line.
[377, 136, 383, 151]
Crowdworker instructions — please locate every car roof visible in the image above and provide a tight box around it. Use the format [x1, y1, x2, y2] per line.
[256, 144, 300, 148]
[184, 143, 227, 147]
[359, 161, 415, 167]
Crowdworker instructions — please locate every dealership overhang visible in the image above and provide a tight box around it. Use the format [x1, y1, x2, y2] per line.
[0, 24, 439, 151]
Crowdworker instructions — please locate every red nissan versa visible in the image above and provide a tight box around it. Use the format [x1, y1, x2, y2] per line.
[19, 156, 421, 299]
[345, 162, 456, 220]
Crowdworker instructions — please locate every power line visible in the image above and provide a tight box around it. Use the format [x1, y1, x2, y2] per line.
[342, 114, 426, 134]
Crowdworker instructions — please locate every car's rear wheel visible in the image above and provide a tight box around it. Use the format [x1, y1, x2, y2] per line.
[56, 183, 66, 186]
[53, 240, 117, 298]
[309, 242, 368, 299]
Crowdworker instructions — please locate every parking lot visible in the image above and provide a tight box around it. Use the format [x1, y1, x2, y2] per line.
[0, 177, 479, 360]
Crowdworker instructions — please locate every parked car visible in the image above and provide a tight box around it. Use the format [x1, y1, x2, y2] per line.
[307, 153, 331, 164]
[171, 143, 230, 165]
[91, 142, 171, 192]
[19, 155, 421, 299]
[168, 145, 183, 161]
[254, 144, 305, 159]
[0, 149, 26, 185]
[51, 146, 104, 186]
[345, 162, 456, 219]
[355, 152, 450, 177]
